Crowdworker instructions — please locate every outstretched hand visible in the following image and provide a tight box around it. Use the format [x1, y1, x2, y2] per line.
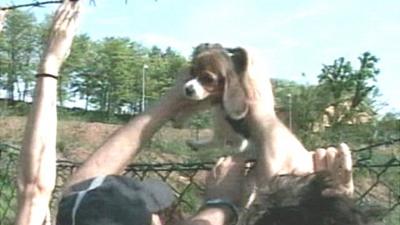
[313, 143, 354, 197]
[39, 0, 81, 75]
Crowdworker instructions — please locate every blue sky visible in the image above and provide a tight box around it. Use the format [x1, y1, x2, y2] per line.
[5, 0, 400, 114]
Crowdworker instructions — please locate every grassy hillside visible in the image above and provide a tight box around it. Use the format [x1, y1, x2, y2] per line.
[0, 115, 232, 163]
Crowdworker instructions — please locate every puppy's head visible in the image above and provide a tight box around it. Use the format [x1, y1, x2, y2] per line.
[183, 43, 250, 119]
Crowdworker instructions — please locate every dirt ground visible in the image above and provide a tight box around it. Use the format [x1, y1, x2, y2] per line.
[0, 116, 212, 162]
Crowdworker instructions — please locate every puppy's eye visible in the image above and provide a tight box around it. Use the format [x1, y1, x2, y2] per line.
[199, 74, 217, 84]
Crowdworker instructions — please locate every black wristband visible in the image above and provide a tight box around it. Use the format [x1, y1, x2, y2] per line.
[200, 199, 239, 225]
[36, 73, 59, 79]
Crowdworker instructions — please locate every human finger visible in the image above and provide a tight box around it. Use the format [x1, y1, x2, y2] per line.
[53, 1, 70, 28]
[338, 143, 354, 196]
[326, 147, 338, 171]
[313, 148, 327, 171]
[61, 2, 81, 31]
[339, 143, 352, 171]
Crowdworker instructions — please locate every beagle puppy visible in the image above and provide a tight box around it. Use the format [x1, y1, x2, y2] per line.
[181, 43, 313, 183]
[179, 44, 354, 211]
[173, 44, 248, 153]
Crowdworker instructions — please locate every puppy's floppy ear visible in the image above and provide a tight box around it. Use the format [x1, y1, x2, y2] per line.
[223, 47, 249, 120]
[226, 47, 249, 75]
[223, 74, 248, 120]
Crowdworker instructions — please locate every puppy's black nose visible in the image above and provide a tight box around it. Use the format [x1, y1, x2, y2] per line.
[185, 85, 195, 96]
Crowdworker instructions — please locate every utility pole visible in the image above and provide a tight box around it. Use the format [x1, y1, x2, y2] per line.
[142, 64, 148, 112]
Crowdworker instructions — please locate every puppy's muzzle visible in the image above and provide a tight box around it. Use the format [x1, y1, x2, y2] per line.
[185, 84, 195, 97]
[183, 79, 209, 100]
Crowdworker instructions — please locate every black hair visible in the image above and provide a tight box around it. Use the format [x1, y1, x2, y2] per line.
[244, 172, 382, 225]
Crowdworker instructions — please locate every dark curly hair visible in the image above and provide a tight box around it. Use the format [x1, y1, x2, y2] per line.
[242, 172, 382, 225]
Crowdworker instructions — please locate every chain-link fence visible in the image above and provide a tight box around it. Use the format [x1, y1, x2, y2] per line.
[1, 140, 399, 225]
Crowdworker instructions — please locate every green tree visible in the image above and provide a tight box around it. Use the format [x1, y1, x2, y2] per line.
[0, 10, 39, 101]
[376, 112, 400, 140]
[274, 52, 381, 148]
[274, 79, 330, 147]
[318, 52, 379, 127]
[146, 46, 187, 102]
[65, 39, 187, 116]
[89, 37, 146, 118]
[63, 34, 97, 108]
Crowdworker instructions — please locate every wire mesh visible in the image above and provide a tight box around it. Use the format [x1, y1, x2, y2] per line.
[0, 140, 399, 224]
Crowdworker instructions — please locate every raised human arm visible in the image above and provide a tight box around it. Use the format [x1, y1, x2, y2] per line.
[66, 71, 216, 188]
[15, 1, 81, 225]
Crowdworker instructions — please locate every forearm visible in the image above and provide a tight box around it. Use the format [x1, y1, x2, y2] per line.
[66, 86, 196, 187]
[20, 74, 58, 183]
[16, 78, 58, 225]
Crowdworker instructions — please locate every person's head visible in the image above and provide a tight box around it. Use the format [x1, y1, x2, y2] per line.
[244, 172, 381, 225]
[56, 175, 175, 225]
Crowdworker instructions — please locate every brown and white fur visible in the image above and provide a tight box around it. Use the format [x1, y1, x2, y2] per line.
[181, 43, 313, 185]
[173, 44, 248, 153]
